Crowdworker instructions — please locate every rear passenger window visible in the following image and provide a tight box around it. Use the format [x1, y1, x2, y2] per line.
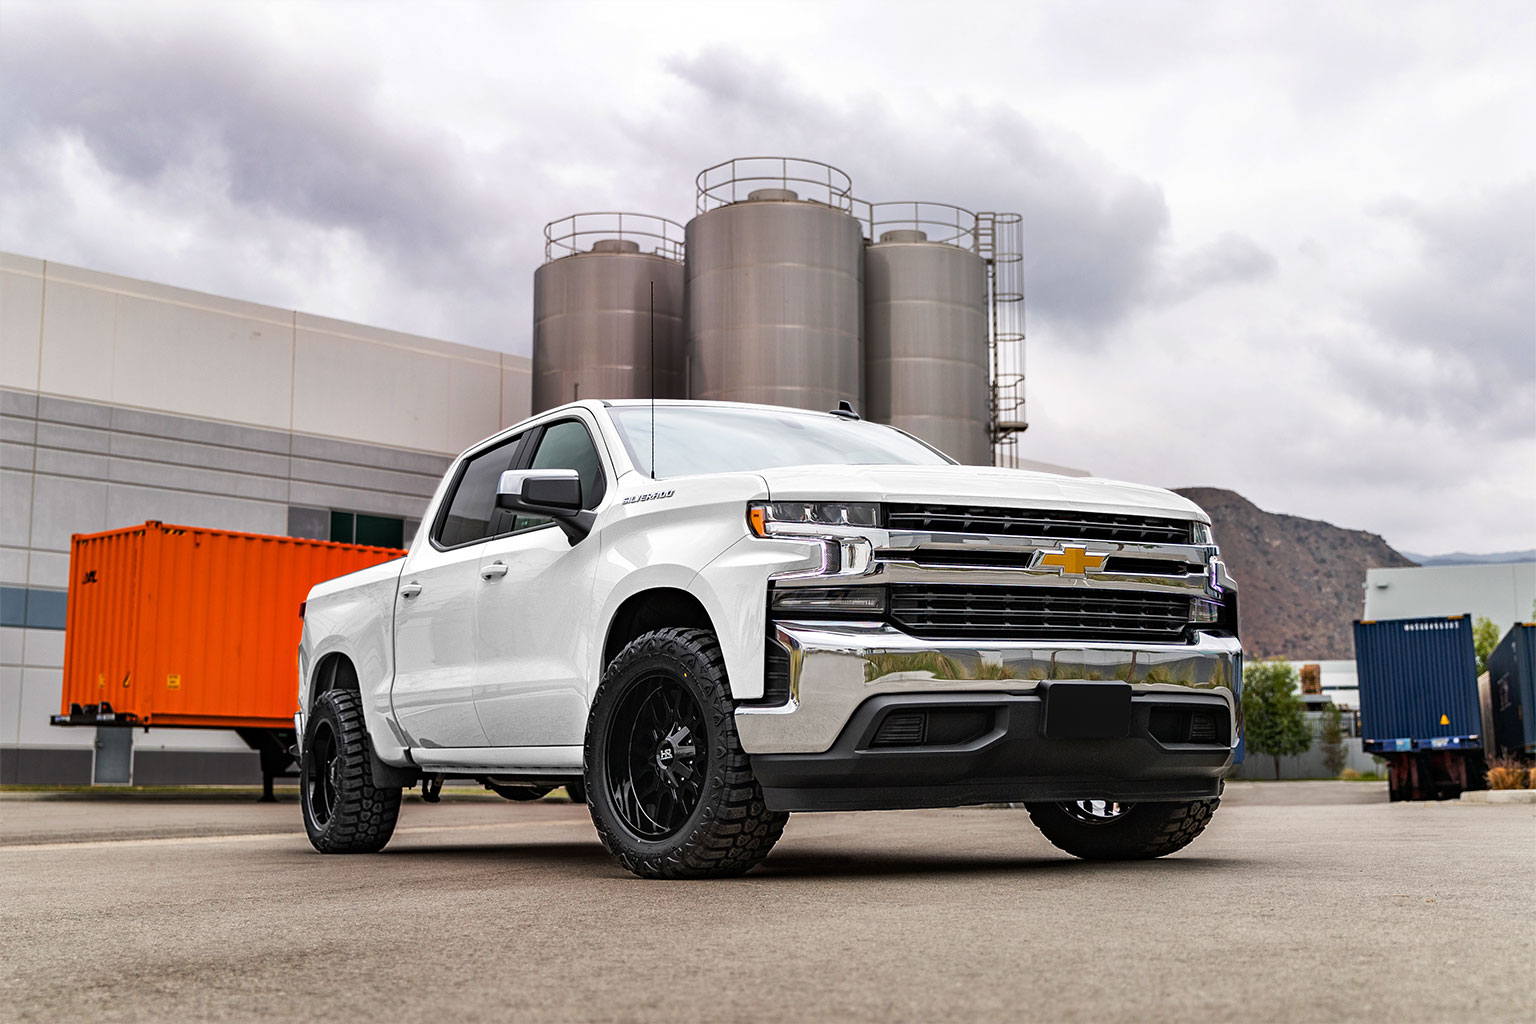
[435, 436, 521, 548]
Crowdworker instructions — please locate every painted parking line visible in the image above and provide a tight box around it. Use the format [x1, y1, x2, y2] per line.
[0, 818, 592, 853]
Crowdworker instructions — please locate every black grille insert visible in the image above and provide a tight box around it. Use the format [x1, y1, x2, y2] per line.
[758, 639, 792, 706]
[872, 712, 927, 747]
[889, 586, 1190, 642]
[868, 708, 994, 748]
[1148, 705, 1230, 746]
[887, 504, 1193, 545]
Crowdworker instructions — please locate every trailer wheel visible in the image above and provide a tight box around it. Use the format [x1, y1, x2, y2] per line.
[1025, 798, 1219, 860]
[585, 627, 787, 879]
[301, 689, 401, 853]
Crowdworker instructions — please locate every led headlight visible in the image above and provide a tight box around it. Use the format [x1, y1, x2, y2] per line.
[771, 586, 888, 616]
[748, 502, 880, 537]
[1190, 521, 1214, 545]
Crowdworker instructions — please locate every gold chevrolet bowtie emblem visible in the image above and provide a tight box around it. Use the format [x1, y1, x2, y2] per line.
[1036, 546, 1108, 575]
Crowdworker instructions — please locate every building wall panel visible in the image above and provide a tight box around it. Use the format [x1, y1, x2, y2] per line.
[19, 668, 90, 746]
[0, 664, 22, 744]
[30, 475, 109, 550]
[2, 626, 24, 668]
[109, 294, 295, 430]
[0, 469, 32, 551]
[0, 255, 44, 392]
[104, 483, 286, 539]
[37, 279, 118, 403]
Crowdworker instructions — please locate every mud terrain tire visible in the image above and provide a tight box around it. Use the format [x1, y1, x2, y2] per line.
[1026, 798, 1219, 860]
[301, 689, 401, 853]
[585, 628, 787, 879]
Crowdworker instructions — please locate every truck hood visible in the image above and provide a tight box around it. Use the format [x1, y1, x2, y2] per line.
[757, 464, 1207, 521]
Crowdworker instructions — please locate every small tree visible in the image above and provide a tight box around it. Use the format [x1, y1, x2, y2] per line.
[1318, 702, 1347, 777]
[1242, 659, 1312, 779]
[1473, 616, 1501, 675]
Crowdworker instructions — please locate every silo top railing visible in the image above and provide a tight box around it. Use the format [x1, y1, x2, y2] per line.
[544, 212, 686, 263]
[867, 201, 979, 251]
[696, 157, 855, 214]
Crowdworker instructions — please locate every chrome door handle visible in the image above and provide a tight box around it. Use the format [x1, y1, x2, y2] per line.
[480, 561, 509, 581]
[399, 582, 423, 599]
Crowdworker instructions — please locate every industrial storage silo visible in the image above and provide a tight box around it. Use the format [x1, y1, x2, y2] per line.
[864, 204, 991, 464]
[685, 158, 864, 410]
[532, 213, 686, 412]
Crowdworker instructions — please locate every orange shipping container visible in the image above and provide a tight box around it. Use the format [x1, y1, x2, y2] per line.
[59, 521, 404, 730]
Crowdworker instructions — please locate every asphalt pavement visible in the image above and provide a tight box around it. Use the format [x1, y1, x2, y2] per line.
[2, 781, 1531, 1023]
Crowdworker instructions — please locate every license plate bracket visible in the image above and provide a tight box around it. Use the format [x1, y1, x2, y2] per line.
[1039, 681, 1133, 739]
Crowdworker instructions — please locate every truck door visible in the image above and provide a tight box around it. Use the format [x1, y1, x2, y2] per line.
[391, 432, 527, 749]
[473, 416, 605, 748]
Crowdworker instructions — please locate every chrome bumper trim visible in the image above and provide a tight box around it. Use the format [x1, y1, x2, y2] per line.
[735, 623, 1242, 755]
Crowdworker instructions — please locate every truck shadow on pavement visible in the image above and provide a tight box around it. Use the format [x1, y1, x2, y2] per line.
[748, 851, 1250, 879]
[363, 840, 1252, 880]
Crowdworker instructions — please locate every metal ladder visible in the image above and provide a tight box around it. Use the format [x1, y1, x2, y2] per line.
[977, 212, 1027, 467]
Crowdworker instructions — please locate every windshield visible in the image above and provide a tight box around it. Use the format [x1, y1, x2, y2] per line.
[609, 405, 953, 479]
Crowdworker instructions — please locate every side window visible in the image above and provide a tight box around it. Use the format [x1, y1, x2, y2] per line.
[434, 435, 521, 548]
[515, 420, 607, 532]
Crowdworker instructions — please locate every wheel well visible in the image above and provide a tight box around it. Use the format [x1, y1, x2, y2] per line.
[311, 653, 359, 708]
[603, 588, 714, 667]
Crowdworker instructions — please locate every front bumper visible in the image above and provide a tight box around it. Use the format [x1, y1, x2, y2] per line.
[736, 622, 1242, 812]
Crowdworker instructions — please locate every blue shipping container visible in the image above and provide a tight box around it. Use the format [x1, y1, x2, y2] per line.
[1354, 616, 1481, 753]
[1487, 623, 1536, 756]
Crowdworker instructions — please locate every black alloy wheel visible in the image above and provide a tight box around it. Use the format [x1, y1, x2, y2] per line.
[305, 717, 341, 827]
[584, 627, 788, 879]
[607, 674, 707, 839]
[1058, 800, 1134, 825]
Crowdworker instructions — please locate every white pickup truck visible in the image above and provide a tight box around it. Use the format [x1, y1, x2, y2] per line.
[296, 400, 1241, 878]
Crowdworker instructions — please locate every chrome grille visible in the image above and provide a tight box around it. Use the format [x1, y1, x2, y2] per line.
[886, 504, 1192, 545]
[889, 586, 1190, 643]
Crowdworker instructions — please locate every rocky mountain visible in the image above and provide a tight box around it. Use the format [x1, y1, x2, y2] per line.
[1173, 487, 1416, 660]
[1400, 549, 1536, 566]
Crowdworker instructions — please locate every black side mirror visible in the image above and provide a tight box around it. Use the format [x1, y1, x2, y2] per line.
[496, 470, 595, 543]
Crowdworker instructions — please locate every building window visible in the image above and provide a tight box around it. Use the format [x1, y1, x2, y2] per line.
[329, 511, 405, 549]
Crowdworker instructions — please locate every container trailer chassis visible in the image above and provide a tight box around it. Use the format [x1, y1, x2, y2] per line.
[51, 700, 299, 800]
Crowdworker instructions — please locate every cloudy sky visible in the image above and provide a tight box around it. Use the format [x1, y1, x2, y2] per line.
[2, 0, 1532, 555]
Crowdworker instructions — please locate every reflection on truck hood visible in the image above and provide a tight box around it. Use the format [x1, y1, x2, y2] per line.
[756, 464, 1207, 520]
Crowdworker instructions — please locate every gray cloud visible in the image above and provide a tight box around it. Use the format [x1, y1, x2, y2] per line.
[653, 49, 1173, 335]
[0, 14, 500, 283]
[1156, 233, 1279, 304]
[1338, 180, 1535, 432]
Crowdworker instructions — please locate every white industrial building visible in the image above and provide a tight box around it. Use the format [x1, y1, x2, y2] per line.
[1364, 562, 1536, 630]
[1, 253, 532, 784]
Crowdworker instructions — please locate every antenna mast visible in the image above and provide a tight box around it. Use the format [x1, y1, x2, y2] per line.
[649, 280, 656, 478]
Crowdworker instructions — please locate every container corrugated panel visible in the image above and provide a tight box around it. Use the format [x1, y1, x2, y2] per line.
[1487, 623, 1536, 755]
[60, 522, 404, 729]
[1353, 616, 1481, 752]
